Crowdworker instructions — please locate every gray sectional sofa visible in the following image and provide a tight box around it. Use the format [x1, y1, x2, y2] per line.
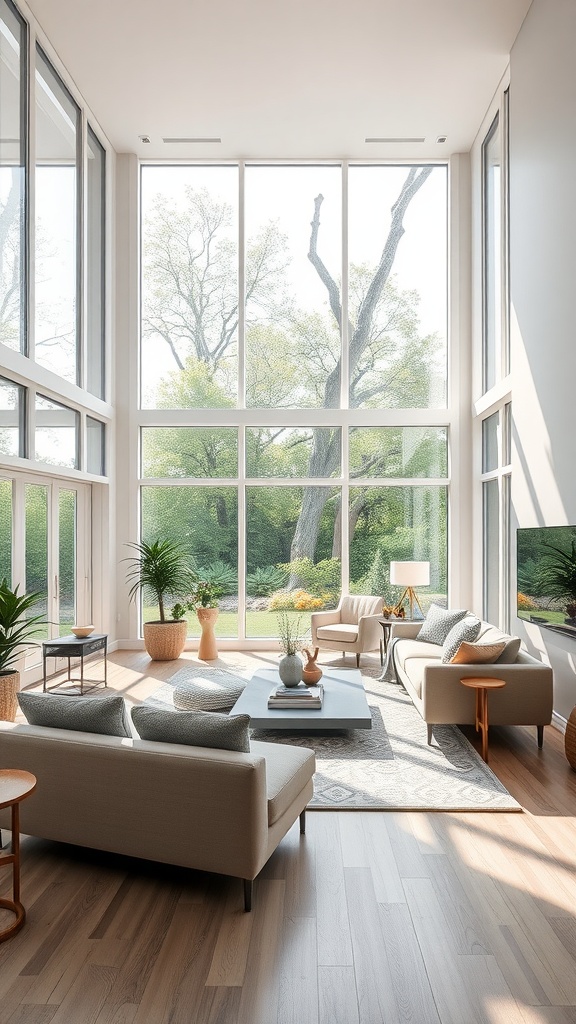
[388, 619, 554, 746]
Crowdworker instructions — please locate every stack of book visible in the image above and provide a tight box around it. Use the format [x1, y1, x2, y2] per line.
[267, 683, 324, 709]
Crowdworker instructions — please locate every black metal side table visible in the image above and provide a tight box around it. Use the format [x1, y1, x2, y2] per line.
[42, 634, 108, 694]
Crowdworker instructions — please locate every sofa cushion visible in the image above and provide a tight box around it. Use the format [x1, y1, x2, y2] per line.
[316, 623, 358, 643]
[450, 640, 507, 664]
[394, 638, 442, 675]
[441, 616, 481, 663]
[400, 657, 440, 700]
[477, 624, 522, 663]
[131, 705, 251, 752]
[251, 739, 316, 826]
[417, 604, 468, 645]
[17, 691, 131, 738]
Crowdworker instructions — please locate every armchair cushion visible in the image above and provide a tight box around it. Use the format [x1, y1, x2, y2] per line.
[316, 623, 359, 643]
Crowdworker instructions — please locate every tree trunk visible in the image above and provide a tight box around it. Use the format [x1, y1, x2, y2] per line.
[288, 167, 433, 582]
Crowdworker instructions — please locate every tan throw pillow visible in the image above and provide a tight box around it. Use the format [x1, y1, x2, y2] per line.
[450, 640, 507, 665]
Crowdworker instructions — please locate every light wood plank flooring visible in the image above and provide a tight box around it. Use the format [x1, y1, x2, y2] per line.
[1, 649, 576, 1024]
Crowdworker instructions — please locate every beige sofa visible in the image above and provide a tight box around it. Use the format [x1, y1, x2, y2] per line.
[0, 721, 315, 911]
[388, 620, 553, 747]
[311, 594, 383, 667]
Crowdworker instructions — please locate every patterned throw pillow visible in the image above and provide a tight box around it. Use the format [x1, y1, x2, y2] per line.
[450, 640, 507, 665]
[131, 705, 251, 752]
[441, 617, 482, 663]
[17, 691, 132, 737]
[417, 604, 468, 646]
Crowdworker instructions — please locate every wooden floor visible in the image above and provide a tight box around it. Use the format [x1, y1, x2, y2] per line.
[1, 649, 576, 1024]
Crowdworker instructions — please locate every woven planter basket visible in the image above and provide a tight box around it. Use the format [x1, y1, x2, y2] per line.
[0, 671, 20, 722]
[143, 620, 187, 661]
[565, 706, 576, 771]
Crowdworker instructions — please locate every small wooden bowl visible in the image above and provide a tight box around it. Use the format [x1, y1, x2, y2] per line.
[71, 625, 94, 638]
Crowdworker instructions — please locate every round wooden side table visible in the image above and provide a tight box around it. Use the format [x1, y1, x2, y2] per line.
[460, 677, 506, 763]
[0, 769, 37, 942]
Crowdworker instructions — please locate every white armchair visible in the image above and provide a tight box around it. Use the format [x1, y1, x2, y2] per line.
[311, 595, 383, 667]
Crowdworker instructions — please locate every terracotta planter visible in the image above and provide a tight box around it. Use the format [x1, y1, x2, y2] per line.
[196, 607, 219, 661]
[0, 671, 20, 722]
[143, 620, 187, 661]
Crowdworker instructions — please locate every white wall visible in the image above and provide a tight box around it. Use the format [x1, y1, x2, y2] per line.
[510, 0, 576, 721]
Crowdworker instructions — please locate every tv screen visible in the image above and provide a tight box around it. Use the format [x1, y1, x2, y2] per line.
[517, 525, 576, 635]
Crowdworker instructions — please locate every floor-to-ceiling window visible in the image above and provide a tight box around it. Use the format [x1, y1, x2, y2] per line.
[0, 0, 110, 673]
[140, 162, 449, 642]
[476, 86, 511, 629]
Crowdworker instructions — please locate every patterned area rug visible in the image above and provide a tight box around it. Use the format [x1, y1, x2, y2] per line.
[148, 668, 520, 812]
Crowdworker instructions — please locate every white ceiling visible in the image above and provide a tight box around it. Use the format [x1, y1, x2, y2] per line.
[24, 0, 532, 160]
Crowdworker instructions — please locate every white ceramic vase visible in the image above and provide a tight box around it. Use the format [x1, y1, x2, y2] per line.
[278, 653, 303, 687]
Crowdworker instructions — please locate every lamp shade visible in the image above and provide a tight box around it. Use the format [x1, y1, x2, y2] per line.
[389, 561, 430, 587]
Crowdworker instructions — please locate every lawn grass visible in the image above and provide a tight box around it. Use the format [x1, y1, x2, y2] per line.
[143, 606, 312, 640]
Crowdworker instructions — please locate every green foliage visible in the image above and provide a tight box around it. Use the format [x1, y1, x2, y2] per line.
[0, 579, 45, 673]
[124, 538, 196, 623]
[246, 565, 288, 597]
[188, 581, 221, 609]
[279, 557, 341, 596]
[196, 560, 237, 595]
[534, 540, 576, 605]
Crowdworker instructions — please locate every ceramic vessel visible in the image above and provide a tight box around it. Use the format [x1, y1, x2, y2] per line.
[196, 607, 219, 661]
[301, 646, 323, 685]
[278, 653, 303, 687]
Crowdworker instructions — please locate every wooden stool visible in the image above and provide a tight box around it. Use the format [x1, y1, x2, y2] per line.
[0, 769, 37, 942]
[460, 677, 506, 763]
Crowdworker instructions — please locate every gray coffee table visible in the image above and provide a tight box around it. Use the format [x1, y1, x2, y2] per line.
[230, 667, 372, 731]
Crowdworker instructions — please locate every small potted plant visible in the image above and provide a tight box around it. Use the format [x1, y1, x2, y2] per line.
[276, 610, 306, 686]
[124, 539, 196, 661]
[188, 581, 222, 660]
[0, 578, 45, 721]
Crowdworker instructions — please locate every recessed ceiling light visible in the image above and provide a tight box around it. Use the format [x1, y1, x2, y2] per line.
[162, 137, 222, 144]
[436, 135, 448, 144]
[139, 135, 151, 144]
[365, 137, 425, 144]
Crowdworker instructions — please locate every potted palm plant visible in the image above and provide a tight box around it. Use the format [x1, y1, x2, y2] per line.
[0, 578, 45, 721]
[124, 539, 196, 661]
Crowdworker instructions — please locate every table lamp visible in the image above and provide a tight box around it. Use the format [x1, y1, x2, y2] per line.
[389, 561, 430, 619]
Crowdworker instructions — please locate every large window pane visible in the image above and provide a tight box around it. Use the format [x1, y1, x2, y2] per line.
[0, 478, 12, 582]
[349, 427, 447, 478]
[25, 483, 49, 640]
[0, 375, 24, 456]
[482, 412, 499, 473]
[86, 416, 105, 475]
[35, 393, 78, 468]
[482, 113, 501, 393]
[246, 485, 341, 639]
[141, 165, 238, 409]
[245, 165, 341, 409]
[349, 485, 447, 611]
[483, 478, 500, 623]
[348, 166, 447, 409]
[0, 0, 26, 353]
[141, 427, 237, 479]
[87, 126, 105, 398]
[141, 485, 238, 638]
[246, 427, 341, 478]
[59, 488, 76, 635]
[35, 47, 79, 383]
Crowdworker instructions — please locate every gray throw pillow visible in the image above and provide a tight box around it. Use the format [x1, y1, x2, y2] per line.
[417, 604, 468, 645]
[17, 691, 131, 738]
[131, 705, 251, 753]
[441, 616, 482, 663]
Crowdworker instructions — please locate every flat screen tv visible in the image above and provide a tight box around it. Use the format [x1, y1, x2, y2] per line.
[517, 525, 576, 635]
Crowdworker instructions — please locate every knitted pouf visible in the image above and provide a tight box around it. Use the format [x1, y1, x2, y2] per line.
[172, 670, 246, 712]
